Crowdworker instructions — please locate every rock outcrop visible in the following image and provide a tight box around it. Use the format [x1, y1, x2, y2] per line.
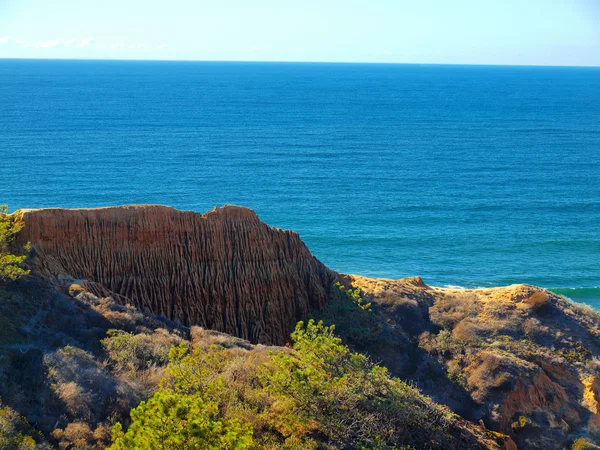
[15, 205, 337, 344]
[340, 276, 600, 449]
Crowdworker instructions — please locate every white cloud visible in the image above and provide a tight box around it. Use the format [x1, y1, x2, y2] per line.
[30, 38, 62, 48]
[75, 38, 94, 48]
[158, 44, 168, 49]
[0, 36, 24, 45]
[47, 39, 62, 48]
[0, 36, 94, 49]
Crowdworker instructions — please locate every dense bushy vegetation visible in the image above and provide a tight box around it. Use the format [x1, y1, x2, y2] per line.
[0, 205, 30, 282]
[110, 319, 493, 450]
[310, 282, 385, 355]
[4, 207, 600, 448]
[0, 399, 50, 449]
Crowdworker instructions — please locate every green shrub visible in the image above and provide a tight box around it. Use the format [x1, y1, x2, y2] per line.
[101, 329, 184, 373]
[110, 390, 253, 450]
[572, 437, 598, 450]
[310, 283, 383, 354]
[111, 320, 470, 450]
[336, 281, 371, 311]
[0, 400, 40, 449]
[511, 415, 529, 429]
[0, 205, 30, 282]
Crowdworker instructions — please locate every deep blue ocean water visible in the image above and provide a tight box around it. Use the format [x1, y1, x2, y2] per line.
[1, 59, 599, 306]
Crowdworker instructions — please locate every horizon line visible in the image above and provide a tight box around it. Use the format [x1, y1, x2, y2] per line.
[1, 56, 599, 69]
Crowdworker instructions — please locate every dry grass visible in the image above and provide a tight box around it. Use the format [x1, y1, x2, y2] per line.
[52, 421, 112, 450]
[0, 278, 191, 445]
[453, 318, 486, 345]
[190, 326, 254, 350]
[430, 294, 482, 330]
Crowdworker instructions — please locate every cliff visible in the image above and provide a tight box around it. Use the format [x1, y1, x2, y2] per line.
[15, 205, 336, 344]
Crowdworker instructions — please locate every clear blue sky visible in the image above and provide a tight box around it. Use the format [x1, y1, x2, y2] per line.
[1, 0, 598, 66]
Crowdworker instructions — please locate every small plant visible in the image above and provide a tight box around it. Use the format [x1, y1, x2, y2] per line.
[0, 205, 30, 282]
[560, 342, 592, 363]
[0, 400, 41, 449]
[511, 415, 529, 429]
[336, 282, 372, 311]
[101, 329, 184, 374]
[572, 437, 597, 450]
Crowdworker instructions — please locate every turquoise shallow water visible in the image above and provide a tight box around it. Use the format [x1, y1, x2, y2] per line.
[1, 60, 599, 307]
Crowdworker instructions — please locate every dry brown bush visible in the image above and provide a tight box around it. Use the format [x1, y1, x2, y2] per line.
[45, 346, 125, 423]
[190, 326, 253, 350]
[418, 331, 436, 354]
[466, 350, 533, 403]
[101, 328, 184, 374]
[517, 291, 549, 310]
[430, 294, 482, 330]
[92, 424, 111, 446]
[564, 300, 600, 329]
[52, 421, 111, 450]
[54, 382, 93, 420]
[52, 422, 90, 449]
[453, 318, 485, 345]
[479, 299, 522, 335]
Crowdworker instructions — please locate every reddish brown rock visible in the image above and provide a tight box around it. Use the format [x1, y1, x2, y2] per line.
[16, 205, 337, 344]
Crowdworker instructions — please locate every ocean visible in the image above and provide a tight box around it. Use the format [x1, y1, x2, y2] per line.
[1, 59, 599, 306]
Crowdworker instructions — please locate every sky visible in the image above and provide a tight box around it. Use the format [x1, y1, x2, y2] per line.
[0, 0, 599, 66]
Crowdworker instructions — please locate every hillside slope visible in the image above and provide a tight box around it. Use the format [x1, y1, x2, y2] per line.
[323, 276, 600, 449]
[0, 277, 512, 449]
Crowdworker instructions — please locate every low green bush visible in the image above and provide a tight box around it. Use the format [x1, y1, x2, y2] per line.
[0, 205, 30, 282]
[109, 320, 472, 450]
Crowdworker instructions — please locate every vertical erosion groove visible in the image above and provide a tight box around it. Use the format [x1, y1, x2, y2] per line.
[17, 205, 337, 344]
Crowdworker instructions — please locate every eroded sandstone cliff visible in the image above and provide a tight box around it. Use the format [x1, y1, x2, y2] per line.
[15, 205, 337, 344]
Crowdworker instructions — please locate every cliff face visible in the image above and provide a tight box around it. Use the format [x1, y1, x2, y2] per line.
[16, 205, 336, 344]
